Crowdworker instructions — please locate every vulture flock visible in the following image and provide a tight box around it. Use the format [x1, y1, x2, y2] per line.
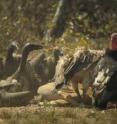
[0, 33, 117, 109]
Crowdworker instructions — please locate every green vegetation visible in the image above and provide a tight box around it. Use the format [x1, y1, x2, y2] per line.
[0, 0, 117, 54]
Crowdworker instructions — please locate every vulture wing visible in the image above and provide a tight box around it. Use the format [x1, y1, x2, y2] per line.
[64, 50, 93, 83]
[93, 55, 117, 98]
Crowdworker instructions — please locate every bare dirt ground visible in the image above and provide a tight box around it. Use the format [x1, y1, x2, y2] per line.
[0, 86, 117, 124]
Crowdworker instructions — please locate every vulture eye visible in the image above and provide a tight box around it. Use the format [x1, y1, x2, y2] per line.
[113, 37, 117, 40]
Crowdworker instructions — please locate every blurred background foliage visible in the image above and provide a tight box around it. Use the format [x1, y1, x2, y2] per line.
[0, 0, 117, 54]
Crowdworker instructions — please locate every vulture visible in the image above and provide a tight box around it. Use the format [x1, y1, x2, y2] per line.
[30, 47, 63, 85]
[0, 42, 21, 79]
[0, 43, 43, 106]
[92, 33, 117, 109]
[55, 48, 104, 102]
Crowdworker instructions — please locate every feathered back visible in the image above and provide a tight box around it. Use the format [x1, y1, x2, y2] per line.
[64, 49, 104, 81]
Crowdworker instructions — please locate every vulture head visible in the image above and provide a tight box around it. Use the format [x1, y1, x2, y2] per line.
[111, 33, 117, 50]
[6, 41, 19, 59]
[53, 47, 63, 61]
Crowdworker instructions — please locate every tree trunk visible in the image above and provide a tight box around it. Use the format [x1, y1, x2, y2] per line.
[45, 0, 72, 43]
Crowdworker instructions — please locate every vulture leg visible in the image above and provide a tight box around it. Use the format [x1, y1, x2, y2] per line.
[71, 79, 82, 101]
[82, 79, 89, 100]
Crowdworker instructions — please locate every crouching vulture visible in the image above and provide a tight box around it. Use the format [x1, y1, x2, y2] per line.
[0, 42, 43, 106]
[92, 33, 117, 109]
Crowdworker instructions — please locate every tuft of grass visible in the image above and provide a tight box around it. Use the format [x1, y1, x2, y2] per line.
[0, 107, 117, 124]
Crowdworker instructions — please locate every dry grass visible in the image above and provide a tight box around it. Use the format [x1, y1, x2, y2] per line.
[0, 105, 117, 124]
[0, 83, 116, 124]
[0, 28, 116, 124]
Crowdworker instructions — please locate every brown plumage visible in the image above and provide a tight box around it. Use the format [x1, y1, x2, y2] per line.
[55, 49, 104, 102]
[30, 47, 63, 85]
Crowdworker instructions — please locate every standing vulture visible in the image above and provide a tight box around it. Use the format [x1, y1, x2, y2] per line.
[93, 33, 117, 109]
[55, 48, 104, 102]
[0, 42, 21, 79]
